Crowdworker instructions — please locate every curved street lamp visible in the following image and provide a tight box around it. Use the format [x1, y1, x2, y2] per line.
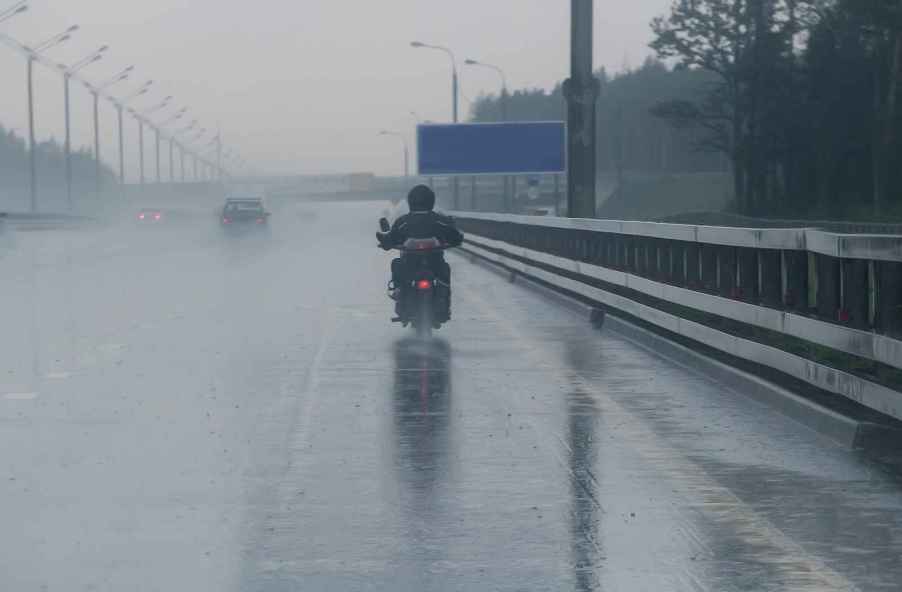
[87, 65, 133, 195]
[60, 45, 106, 208]
[464, 58, 508, 120]
[152, 106, 186, 183]
[32, 24, 78, 53]
[411, 40, 461, 206]
[410, 41, 458, 123]
[129, 95, 171, 185]
[111, 79, 152, 184]
[0, 2, 28, 25]
[16, 25, 78, 211]
[170, 119, 197, 182]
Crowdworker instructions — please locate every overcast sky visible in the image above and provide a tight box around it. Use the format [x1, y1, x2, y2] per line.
[0, 0, 672, 178]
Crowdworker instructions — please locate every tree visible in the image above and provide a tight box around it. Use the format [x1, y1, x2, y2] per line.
[650, 0, 812, 214]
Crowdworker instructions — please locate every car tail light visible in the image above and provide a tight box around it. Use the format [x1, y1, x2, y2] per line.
[138, 213, 145, 220]
[153, 213, 161, 220]
[256, 218, 264, 224]
[416, 279, 432, 290]
[223, 217, 231, 224]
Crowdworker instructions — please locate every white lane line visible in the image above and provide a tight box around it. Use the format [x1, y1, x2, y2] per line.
[4, 392, 38, 400]
[460, 280, 860, 592]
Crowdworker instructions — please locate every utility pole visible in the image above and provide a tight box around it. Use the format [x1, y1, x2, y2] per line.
[563, 0, 598, 218]
[63, 73, 72, 210]
[138, 120, 145, 184]
[168, 138, 174, 183]
[93, 91, 101, 198]
[26, 54, 36, 211]
[155, 128, 161, 183]
[216, 131, 222, 182]
[117, 105, 125, 184]
[451, 67, 459, 209]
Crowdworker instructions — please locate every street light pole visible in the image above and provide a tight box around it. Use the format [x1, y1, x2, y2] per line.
[113, 80, 151, 186]
[155, 128, 161, 183]
[137, 96, 171, 185]
[92, 91, 102, 196]
[411, 40, 460, 207]
[26, 53, 36, 211]
[22, 26, 78, 211]
[117, 105, 124, 184]
[216, 132, 222, 182]
[61, 46, 106, 209]
[464, 59, 508, 121]
[64, 72, 71, 206]
[465, 58, 510, 210]
[89, 65, 133, 197]
[138, 120, 144, 184]
[152, 107, 187, 183]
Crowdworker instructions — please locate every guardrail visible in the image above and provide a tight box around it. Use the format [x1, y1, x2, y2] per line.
[0, 212, 97, 231]
[450, 211, 902, 421]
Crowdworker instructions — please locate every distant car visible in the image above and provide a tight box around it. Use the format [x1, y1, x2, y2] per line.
[136, 208, 164, 223]
[221, 198, 270, 231]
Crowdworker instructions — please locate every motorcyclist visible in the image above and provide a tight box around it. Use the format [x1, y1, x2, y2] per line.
[377, 184, 463, 319]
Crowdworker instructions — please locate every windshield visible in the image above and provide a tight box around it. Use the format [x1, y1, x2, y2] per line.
[2, 2, 902, 591]
[226, 202, 263, 214]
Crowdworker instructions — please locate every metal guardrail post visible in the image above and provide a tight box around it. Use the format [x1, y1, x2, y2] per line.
[783, 251, 807, 312]
[877, 262, 902, 337]
[700, 246, 717, 292]
[717, 247, 736, 298]
[815, 254, 840, 321]
[685, 244, 700, 288]
[759, 250, 782, 308]
[737, 248, 758, 301]
[842, 259, 869, 328]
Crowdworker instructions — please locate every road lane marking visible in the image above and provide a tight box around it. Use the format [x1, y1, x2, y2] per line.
[459, 277, 860, 592]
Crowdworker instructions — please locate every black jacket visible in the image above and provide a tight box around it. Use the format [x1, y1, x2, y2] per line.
[379, 211, 463, 250]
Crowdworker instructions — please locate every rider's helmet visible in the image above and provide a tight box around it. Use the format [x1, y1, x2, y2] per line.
[407, 184, 436, 212]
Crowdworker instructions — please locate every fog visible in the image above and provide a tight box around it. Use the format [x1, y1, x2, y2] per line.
[0, 0, 669, 177]
[5, 2, 902, 590]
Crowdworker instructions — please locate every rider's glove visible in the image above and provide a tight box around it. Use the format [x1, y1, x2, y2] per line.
[376, 232, 392, 250]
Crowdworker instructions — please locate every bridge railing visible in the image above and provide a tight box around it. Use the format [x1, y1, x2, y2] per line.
[451, 211, 902, 421]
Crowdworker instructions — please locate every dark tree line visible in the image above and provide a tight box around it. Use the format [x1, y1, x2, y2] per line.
[0, 124, 115, 210]
[471, 61, 727, 177]
[473, 0, 902, 219]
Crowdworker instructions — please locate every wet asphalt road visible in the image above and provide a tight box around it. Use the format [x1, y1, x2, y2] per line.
[1, 201, 902, 591]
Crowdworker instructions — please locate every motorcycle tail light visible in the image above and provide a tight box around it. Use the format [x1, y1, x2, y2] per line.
[416, 279, 432, 290]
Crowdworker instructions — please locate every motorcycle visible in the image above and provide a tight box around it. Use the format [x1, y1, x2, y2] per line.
[379, 217, 451, 339]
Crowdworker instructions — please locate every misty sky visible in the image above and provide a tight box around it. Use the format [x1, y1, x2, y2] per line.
[0, 1, 672, 177]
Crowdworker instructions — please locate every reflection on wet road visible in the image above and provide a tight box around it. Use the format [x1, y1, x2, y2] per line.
[1, 201, 901, 591]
